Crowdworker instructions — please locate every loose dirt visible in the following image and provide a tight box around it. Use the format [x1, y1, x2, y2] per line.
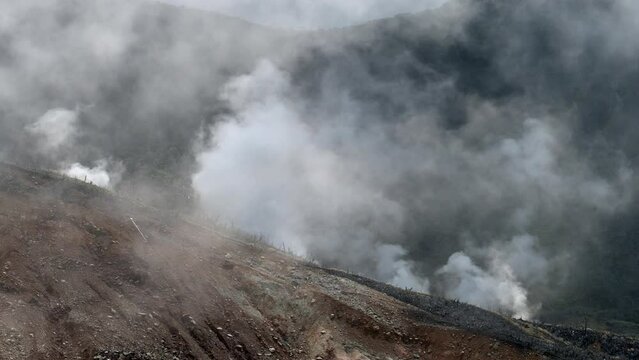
[0, 164, 631, 359]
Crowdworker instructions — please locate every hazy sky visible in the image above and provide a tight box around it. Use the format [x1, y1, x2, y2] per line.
[156, 0, 449, 29]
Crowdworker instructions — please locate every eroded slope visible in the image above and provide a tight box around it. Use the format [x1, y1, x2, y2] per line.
[0, 164, 620, 359]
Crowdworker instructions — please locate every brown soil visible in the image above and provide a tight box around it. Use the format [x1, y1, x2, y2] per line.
[0, 164, 587, 359]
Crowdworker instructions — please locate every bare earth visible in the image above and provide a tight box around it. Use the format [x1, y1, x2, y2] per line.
[0, 164, 633, 359]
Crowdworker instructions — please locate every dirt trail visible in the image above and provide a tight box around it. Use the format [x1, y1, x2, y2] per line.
[0, 164, 630, 359]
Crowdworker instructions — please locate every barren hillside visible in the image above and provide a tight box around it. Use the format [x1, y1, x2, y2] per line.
[0, 163, 637, 359]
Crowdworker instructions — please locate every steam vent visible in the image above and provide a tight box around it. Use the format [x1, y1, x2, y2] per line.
[2, 0, 639, 359]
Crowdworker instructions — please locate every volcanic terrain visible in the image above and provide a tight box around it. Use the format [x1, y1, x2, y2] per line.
[0, 163, 638, 359]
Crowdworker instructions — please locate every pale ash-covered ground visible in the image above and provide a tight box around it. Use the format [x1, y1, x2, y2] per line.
[0, 163, 634, 359]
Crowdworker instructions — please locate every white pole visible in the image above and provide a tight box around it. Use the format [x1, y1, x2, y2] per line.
[130, 217, 148, 243]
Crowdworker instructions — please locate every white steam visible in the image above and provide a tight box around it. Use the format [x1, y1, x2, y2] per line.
[26, 108, 78, 153]
[3, 0, 634, 321]
[194, 59, 421, 286]
[62, 161, 123, 189]
[377, 244, 430, 292]
[436, 235, 547, 319]
[25, 107, 124, 189]
[193, 59, 633, 318]
[437, 252, 532, 319]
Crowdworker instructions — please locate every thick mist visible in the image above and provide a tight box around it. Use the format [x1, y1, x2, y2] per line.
[0, 0, 294, 206]
[194, 0, 639, 319]
[158, 0, 448, 29]
[3, 0, 639, 322]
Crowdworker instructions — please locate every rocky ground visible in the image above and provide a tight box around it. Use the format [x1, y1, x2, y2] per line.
[0, 163, 637, 359]
[539, 324, 639, 359]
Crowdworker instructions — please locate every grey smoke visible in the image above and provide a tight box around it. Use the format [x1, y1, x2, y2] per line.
[1, 0, 639, 322]
[157, 0, 449, 29]
[193, 58, 632, 317]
